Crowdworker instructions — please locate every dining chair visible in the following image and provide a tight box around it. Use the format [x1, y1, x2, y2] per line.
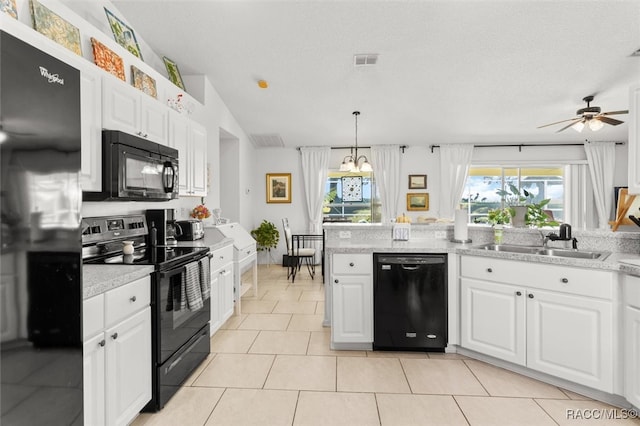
[282, 218, 316, 282]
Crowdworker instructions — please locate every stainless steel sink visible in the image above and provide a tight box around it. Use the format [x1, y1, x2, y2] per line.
[535, 248, 610, 260]
[475, 244, 542, 254]
[473, 244, 610, 261]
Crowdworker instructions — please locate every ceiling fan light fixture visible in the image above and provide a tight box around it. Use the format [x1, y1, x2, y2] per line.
[572, 121, 585, 132]
[588, 119, 604, 131]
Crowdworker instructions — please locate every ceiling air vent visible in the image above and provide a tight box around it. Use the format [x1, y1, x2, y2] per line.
[354, 54, 379, 67]
[249, 133, 285, 148]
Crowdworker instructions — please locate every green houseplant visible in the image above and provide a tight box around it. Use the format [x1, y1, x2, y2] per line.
[250, 220, 280, 252]
[496, 183, 558, 228]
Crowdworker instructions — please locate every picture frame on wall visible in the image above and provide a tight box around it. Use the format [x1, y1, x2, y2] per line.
[31, 0, 82, 55]
[1, 0, 18, 19]
[104, 7, 143, 60]
[266, 173, 292, 203]
[408, 174, 427, 189]
[163, 56, 186, 90]
[131, 65, 157, 99]
[407, 193, 429, 211]
[90, 37, 125, 81]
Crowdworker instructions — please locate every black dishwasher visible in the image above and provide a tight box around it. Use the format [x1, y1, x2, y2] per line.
[373, 253, 447, 351]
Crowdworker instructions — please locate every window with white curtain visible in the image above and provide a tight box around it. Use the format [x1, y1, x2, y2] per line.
[323, 171, 380, 222]
[461, 166, 565, 223]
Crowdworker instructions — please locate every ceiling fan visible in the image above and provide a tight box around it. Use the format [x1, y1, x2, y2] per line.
[537, 95, 628, 133]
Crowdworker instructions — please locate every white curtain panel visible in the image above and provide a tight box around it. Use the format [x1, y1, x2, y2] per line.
[438, 144, 474, 219]
[584, 141, 616, 229]
[300, 147, 331, 233]
[371, 145, 402, 222]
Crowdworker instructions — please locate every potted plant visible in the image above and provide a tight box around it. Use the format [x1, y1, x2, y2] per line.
[250, 220, 280, 263]
[496, 184, 558, 228]
[487, 207, 511, 243]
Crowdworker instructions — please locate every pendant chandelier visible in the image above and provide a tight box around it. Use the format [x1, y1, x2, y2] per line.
[339, 111, 372, 172]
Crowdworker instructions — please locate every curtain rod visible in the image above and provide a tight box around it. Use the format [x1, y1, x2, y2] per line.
[297, 145, 409, 153]
[428, 141, 625, 154]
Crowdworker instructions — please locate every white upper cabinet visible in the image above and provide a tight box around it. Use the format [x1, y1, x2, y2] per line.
[629, 86, 640, 194]
[79, 61, 102, 192]
[168, 110, 208, 196]
[102, 75, 169, 146]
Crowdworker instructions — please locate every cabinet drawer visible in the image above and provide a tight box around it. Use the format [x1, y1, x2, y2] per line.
[625, 275, 640, 309]
[105, 276, 151, 327]
[461, 256, 613, 299]
[333, 253, 372, 275]
[83, 294, 104, 340]
[211, 245, 233, 272]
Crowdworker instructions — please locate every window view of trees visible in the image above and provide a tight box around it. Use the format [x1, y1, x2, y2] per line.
[461, 167, 564, 223]
[323, 172, 378, 222]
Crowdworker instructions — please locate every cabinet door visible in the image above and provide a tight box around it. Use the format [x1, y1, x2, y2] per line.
[209, 270, 222, 336]
[220, 267, 234, 322]
[0, 275, 18, 342]
[102, 76, 139, 136]
[190, 122, 208, 196]
[626, 304, 640, 409]
[629, 85, 640, 194]
[140, 96, 169, 145]
[105, 307, 151, 426]
[84, 333, 106, 426]
[460, 278, 526, 365]
[80, 65, 102, 191]
[332, 274, 372, 343]
[169, 113, 190, 195]
[526, 289, 613, 392]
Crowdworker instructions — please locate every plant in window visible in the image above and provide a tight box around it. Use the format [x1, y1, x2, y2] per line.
[496, 184, 558, 228]
[487, 207, 511, 225]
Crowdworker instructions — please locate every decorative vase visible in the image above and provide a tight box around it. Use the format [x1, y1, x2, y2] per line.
[511, 206, 527, 228]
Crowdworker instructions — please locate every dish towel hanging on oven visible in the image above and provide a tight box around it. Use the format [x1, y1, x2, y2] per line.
[199, 257, 210, 301]
[181, 262, 203, 311]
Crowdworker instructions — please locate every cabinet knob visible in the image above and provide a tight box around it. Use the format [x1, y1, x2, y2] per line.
[334, 279, 339, 284]
[98, 339, 106, 347]
[487, 268, 493, 273]
[111, 332, 118, 340]
[561, 278, 569, 283]
[349, 262, 355, 267]
[528, 293, 534, 299]
[130, 296, 137, 302]
[516, 291, 522, 296]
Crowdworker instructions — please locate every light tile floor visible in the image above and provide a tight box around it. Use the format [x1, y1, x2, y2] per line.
[133, 264, 639, 426]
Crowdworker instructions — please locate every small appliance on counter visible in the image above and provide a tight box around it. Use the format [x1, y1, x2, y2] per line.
[176, 219, 204, 241]
[146, 209, 183, 246]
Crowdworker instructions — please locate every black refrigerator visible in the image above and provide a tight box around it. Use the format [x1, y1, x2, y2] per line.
[0, 31, 83, 424]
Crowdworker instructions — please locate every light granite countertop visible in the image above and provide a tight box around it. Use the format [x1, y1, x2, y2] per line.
[83, 264, 154, 300]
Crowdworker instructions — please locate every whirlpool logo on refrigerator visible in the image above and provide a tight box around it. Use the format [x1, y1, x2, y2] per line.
[39, 66, 64, 85]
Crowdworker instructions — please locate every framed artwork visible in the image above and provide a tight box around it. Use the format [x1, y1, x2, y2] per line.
[163, 56, 186, 90]
[266, 173, 291, 203]
[104, 7, 143, 60]
[131, 66, 157, 99]
[408, 174, 427, 189]
[407, 193, 429, 211]
[1, 0, 18, 19]
[342, 176, 363, 202]
[31, 0, 81, 55]
[90, 38, 125, 81]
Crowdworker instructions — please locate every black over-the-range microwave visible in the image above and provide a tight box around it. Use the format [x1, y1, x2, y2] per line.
[84, 130, 179, 201]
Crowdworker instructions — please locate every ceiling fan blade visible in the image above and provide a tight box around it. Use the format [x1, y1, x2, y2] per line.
[596, 116, 624, 126]
[537, 117, 580, 129]
[556, 118, 583, 133]
[600, 110, 629, 116]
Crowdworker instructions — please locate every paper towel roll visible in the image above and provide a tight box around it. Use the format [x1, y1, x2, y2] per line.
[454, 209, 468, 241]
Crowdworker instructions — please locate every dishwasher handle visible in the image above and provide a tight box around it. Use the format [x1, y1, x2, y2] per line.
[377, 255, 446, 266]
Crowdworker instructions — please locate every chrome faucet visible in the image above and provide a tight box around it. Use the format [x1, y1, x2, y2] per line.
[544, 223, 578, 249]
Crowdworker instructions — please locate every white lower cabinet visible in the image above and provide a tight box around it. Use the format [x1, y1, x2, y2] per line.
[83, 276, 152, 426]
[460, 256, 615, 393]
[210, 245, 235, 336]
[331, 254, 373, 344]
[625, 274, 640, 409]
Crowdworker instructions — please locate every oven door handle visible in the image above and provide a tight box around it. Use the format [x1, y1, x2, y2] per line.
[160, 267, 186, 279]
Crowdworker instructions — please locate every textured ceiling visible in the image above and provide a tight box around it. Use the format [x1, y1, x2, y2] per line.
[111, 0, 640, 148]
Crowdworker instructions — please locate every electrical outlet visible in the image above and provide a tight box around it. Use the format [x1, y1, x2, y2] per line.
[339, 231, 351, 239]
[435, 231, 447, 239]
